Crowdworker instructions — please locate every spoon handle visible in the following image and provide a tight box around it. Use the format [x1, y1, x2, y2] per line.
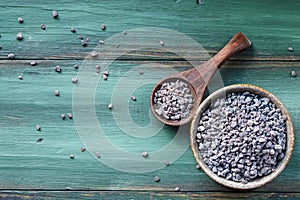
[205, 32, 251, 70]
[181, 32, 251, 105]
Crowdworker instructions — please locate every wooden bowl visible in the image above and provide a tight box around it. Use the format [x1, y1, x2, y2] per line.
[190, 84, 294, 190]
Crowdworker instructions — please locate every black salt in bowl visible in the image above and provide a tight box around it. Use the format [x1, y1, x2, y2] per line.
[190, 84, 294, 189]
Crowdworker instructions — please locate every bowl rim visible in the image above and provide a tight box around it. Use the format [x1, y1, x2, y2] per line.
[190, 84, 294, 190]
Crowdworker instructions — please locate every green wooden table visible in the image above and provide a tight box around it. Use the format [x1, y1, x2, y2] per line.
[0, 0, 299, 199]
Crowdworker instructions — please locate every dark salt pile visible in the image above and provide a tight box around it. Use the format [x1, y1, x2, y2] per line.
[153, 79, 194, 121]
[196, 91, 287, 184]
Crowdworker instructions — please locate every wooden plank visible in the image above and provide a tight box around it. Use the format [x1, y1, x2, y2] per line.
[0, 0, 300, 196]
[152, 192, 300, 199]
[0, 191, 151, 200]
[0, 61, 299, 192]
[0, 191, 300, 200]
[0, 0, 299, 60]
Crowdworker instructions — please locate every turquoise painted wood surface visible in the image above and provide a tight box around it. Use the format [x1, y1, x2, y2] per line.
[0, 0, 299, 199]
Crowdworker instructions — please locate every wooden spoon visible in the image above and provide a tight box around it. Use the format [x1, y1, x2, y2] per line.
[150, 32, 251, 126]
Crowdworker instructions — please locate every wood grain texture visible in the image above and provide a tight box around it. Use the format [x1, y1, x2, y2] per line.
[1, 191, 300, 200]
[0, 61, 299, 192]
[0, 0, 299, 60]
[0, 0, 299, 198]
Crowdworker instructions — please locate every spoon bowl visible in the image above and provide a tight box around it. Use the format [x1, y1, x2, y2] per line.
[150, 77, 198, 126]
